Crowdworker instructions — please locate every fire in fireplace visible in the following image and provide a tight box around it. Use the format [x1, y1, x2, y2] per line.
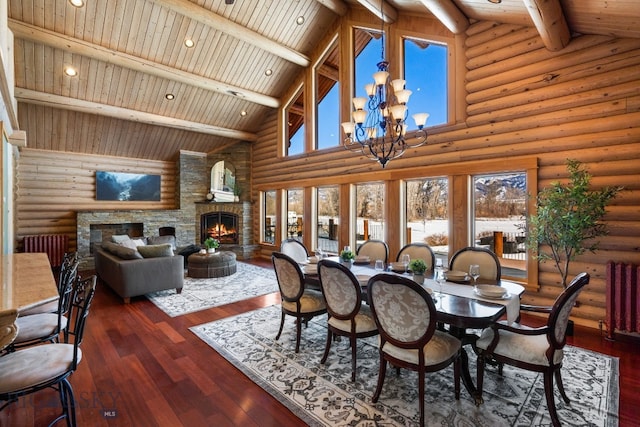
[201, 212, 239, 244]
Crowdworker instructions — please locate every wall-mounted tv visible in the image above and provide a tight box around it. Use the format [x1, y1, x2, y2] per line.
[96, 171, 161, 201]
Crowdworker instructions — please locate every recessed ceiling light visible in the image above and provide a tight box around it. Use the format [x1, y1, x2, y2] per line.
[296, 16, 305, 25]
[240, 110, 247, 117]
[69, 0, 85, 7]
[64, 66, 77, 77]
[184, 38, 195, 48]
[264, 69, 273, 76]
[165, 93, 175, 100]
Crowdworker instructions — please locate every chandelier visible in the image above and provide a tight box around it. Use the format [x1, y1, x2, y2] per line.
[341, 5, 429, 168]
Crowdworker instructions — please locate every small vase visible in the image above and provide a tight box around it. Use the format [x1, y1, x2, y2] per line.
[413, 274, 425, 285]
[207, 248, 216, 254]
[341, 260, 352, 269]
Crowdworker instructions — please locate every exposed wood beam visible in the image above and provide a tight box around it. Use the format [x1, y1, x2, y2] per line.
[15, 89, 258, 142]
[0, 39, 19, 130]
[318, 63, 339, 81]
[149, 0, 310, 67]
[9, 20, 280, 109]
[314, 0, 349, 16]
[355, 0, 398, 24]
[522, 0, 571, 51]
[417, 0, 469, 34]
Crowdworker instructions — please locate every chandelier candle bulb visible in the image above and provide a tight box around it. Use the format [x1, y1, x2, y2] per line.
[412, 113, 429, 128]
[353, 110, 367, 124]
[391, 79, 405, 92]
[373, 71, 389, 85]
[353, 97, 367, 110]
[396, 89, 412, 104]
[341, 122, 354, 136]
[365, 84, 376, 97]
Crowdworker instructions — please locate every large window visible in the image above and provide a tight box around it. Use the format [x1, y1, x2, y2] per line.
[472, 172, 528, 279]
[403, 37, 448, 128]
[405, 177, 449, 259]
[287, 189, 304, 241]
[354, 27, 383, 100]
[263, 190, 276, 244]
[316, 186, 340, 254]
[286, 88, 305, 156]
[316, 38, 340, 150]
[355, 183, 385, 247]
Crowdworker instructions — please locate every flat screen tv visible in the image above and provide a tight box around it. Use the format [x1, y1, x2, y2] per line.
[96, 171, 161, 201]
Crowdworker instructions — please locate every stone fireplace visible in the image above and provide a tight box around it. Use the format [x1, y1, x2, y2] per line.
[200, 212, 239, 244]
[195, 201, 256, 258]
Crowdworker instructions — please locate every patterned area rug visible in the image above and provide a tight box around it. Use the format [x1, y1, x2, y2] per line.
[191, 305, 619, 427]
[146, 262, 278, 317]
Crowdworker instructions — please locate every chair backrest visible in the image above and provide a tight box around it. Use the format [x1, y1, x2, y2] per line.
[66, 275, 97, 370]
[272, 252, 306, 302]
[547, 272, 590, 349]
[318, 260, 362, 320]
[280, 239, 309, 263]
[357, 240, 389, 264]
[449, 246, 501, 280]
[0, 308, 19, 351]
[396, 243, 436, 271]
[58, 252, 79, 295]
[367, 273, 436, 349]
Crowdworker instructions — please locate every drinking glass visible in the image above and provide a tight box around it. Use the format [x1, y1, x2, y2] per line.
[469, 264, 480, 285]
[434, 258, 445, 297]
[374, 259, 385, 272]
[401, 254, 411, 273]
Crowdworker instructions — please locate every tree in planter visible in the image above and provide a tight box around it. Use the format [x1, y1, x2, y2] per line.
[526, 159, 622, 288]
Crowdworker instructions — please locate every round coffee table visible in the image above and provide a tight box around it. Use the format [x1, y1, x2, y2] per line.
[187, 251, 237, 278]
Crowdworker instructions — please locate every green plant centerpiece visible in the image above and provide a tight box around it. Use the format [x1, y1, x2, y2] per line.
[525, 159, 621, 288]
[340, 249, 355, 265]
[204, 237, 220, 252]
[409, 259, 428, 284]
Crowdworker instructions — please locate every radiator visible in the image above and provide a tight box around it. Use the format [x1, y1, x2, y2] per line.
[23, 234, 69, 268]
[605, 261, 640, 339]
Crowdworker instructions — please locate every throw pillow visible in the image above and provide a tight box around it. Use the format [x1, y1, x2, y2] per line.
[119, 239, 138, 250]
[137, 243, 174, 258]
[111, 234, 131, 244]
[131, 238, 146, 247]
[147, 235, 176, 249]
[102, 241, 143, 260]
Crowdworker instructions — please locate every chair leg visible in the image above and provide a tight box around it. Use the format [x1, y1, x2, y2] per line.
[350, 334, 357, 382]
[453, 355, 461, 400]
[320, 327, 332, 364]
[543, 371, 561, 427]
[476, 355, 485, 406]
[418, 366, 425, 426]
[554, 368, 571, 404]
[57, 377, 76, 427]
[372, 353, 387, 403]
[275, 312, 285, 341]
[295, 316, 302, 353]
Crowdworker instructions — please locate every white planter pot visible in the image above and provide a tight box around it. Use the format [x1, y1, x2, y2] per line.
[413, 274, 425, 285]
[340, 260, 352, 269]
[207, 248, 216, 254]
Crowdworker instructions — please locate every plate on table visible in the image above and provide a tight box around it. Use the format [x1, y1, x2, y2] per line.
[353, 256, 370, 265]
[307, 256, 319, 264]
[390, 262, 407, 273]
[474, 284, 508, 299]
[445, 270, 469, 283]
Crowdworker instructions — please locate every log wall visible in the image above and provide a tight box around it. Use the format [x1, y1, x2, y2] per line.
[250, 21, 640, 329]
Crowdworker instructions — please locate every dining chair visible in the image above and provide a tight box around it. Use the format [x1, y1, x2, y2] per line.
[367, 273, 461, 425]
[449, 246, 501, 281]
[317, 259, 378, 381]
[280, 238, 309, 264]
[474, 272, 590, 427]
[272, 252, 327, 353]
[0, 275, 97, 427]
[357, 239, 389, 264]
[396, 243, 436, 271]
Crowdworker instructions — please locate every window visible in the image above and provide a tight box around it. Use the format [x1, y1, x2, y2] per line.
[287, 189, 304, 241]
[355, 183, 385, 247]
[316, 186, 339, 254]
[472, 172, 528, 279]
[405, 177, 449, 260]
[354, 27, 383, 100]
[316, 38, 340, 150]
[263, 190, 276, 244]
[286, 88, 305, 156]
[403, 37, 448, 128]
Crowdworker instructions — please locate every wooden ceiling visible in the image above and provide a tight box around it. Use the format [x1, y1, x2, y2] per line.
[8, 0, 640, 161]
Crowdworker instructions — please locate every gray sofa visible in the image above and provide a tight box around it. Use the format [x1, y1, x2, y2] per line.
[95, 241, 184, 303]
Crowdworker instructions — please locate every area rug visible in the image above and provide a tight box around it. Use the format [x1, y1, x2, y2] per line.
[191, 305, 619, 427]
[146, 262, 278, 317]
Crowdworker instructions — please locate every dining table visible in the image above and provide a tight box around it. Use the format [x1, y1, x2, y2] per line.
[0, 252, 59, 313]
[301, 257, 525, 403]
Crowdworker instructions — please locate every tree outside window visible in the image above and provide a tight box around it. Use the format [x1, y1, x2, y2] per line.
[405, 178, 449, 258]
[287, 189, 304, 241]
[355, 183, 385, 247]
[316, 186, 339, 254]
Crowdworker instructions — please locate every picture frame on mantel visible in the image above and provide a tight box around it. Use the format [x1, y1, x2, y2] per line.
[96, 171, 161, 201]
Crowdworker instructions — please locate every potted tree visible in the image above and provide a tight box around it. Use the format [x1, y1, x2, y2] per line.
[409, 259, 428, 284]
[526, 159, 621, 288]
[204, 237, 220, 254]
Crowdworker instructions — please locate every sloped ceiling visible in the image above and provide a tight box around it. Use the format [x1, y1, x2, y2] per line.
[7, 0, 640, 161]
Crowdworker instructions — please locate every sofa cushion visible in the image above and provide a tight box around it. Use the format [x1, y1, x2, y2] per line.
[119, 239, 139, 250]
[102, 241, 143, 260]
[111, 234, 131, 244]
[147, 235, 176, 249]
[138, 244, 174, 258]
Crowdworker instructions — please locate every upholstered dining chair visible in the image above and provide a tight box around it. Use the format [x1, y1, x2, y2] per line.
[272, 252, 326, 353]
[449, 246, 501, 281]
[317, 259, 378, 381]
[367, 273, 461, 425]
[357, 239, 389, 264]
[8, 256, 80, 352]
[280, 238, 309, 264]
[474, 272, 590, 427]
[0, 275, 97, 427]
[396, 243, 436, 271]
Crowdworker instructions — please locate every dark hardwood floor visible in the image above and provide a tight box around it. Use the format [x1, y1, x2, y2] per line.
[3, 258, 639, 426]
